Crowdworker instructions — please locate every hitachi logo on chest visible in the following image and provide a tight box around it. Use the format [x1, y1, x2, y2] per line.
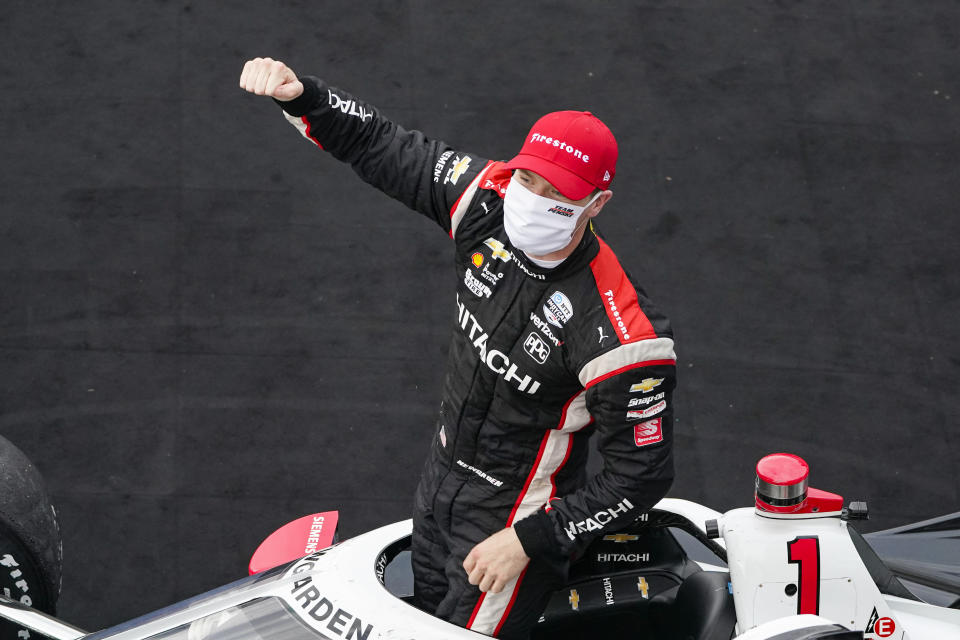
[456, 295, 541, 395]
[563, 498, 635, 541]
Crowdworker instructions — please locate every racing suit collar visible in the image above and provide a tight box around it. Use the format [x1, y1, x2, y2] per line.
[510, 224, 600, 281]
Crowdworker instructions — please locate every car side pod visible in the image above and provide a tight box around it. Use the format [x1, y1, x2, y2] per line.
[248, 511, 339, 575]
[714, 453, 917, 638]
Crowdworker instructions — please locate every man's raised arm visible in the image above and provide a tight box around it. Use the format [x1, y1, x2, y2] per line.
[239, 57, 490, 236]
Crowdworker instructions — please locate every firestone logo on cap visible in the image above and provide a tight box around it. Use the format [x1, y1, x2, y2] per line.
[505, 110, 618, 200]
[529, 133, 590, 164]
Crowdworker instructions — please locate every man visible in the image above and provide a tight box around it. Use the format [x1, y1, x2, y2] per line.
[240, 57, 676, 639]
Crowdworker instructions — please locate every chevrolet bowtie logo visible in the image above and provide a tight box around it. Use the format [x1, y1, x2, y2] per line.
[603, 533, 640, 543]
[568, 589, 580, 611]
[630, 378, 664, 393]
[483, 238, 511, 262]
[451, 156, 471, 177]
[638, 577, 649, 598]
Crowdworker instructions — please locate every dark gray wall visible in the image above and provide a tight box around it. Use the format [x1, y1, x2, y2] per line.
[1, 0, 957, 631]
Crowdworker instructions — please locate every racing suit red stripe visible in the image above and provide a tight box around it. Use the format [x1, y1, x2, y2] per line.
[466, 592, 486, 629]
[505, 430, 552, 527]
[301, 116, 323, 148]
[590, 237, 657, 343]
[493, 565, 530, 637]
[585, 359, 677, 389]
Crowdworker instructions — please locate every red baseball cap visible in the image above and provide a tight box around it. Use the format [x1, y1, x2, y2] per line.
[505, 110, 618, 200]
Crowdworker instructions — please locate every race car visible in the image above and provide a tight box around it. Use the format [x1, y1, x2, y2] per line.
[2, 436, 958, 639]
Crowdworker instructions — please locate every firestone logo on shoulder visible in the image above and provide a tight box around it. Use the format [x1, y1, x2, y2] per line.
[604, 289, 631, 341]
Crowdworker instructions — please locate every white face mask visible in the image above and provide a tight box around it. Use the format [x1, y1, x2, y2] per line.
[502, 175, 601, 256]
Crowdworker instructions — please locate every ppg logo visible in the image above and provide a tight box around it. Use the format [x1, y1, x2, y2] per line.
[523, 332, 550, 364]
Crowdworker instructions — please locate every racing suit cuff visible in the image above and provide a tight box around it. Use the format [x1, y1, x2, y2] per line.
[273, 76, 323, 117]
[514, 509, 562, 567]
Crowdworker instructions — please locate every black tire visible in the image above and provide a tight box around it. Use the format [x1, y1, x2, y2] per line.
[0, 435, 62, 630]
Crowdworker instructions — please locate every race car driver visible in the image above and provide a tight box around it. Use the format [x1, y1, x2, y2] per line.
[240, 57, 677, 639]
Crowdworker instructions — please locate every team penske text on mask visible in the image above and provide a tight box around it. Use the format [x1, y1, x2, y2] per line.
[456, 294, 541, 395]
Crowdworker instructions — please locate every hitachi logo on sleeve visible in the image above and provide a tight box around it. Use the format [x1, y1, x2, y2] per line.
[456, 294, 541, 395]
[327, 90, 373, 122]
[563, 497, 634, 540]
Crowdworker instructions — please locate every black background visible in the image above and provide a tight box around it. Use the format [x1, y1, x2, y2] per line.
[1, 0, 957, 631]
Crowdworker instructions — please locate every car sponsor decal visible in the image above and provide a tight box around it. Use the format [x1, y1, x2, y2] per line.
[603, 533, 640, 543]
[287, 555, 375, 640]
[602, 577, 614, 606]
[637, 577, 649, 598]
[471, 252, 483, 268]
[0, 553, 33, 607]
[864, 607, 898, 638]
[303, 515, 331, 555]
[596, 552, 650, 563]
[630, 378, 664, 393]
[633, 418, 663, 447]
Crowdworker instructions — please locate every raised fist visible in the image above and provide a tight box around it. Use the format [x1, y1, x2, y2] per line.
[239, 57, 304, 102]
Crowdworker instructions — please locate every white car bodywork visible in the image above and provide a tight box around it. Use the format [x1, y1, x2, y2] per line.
[1, 498, 958, 639]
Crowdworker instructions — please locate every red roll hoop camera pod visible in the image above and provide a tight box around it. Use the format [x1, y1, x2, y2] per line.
[754, 453, 844, 516]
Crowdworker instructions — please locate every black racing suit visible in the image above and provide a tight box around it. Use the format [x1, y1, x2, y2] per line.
[277, 77, 677, 639]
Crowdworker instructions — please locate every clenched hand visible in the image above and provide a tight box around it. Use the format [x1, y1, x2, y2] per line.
[463, 527, 529, 594]
[239, 57, 304, 102]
